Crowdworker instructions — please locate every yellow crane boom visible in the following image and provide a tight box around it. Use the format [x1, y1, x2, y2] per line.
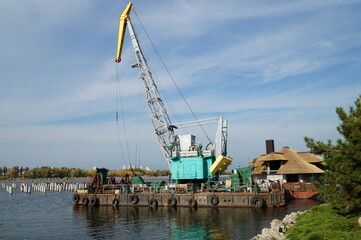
[115, 2, 132, 62]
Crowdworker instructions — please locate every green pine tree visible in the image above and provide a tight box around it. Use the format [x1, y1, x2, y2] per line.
[305, 95, 361, 215]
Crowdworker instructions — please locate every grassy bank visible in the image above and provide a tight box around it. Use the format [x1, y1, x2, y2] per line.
[286, 204, 361, 240]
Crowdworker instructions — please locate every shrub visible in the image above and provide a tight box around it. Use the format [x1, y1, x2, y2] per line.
[287, 204, 361, 240]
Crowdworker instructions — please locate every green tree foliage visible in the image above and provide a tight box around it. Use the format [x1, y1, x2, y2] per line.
[0, 165, 169, 180]
[9, 166, 20, 178]
[70, 168, 85, 177]
[108, 168, 170, 177]
[305, 95, 361, 215]
[24, 169, 33, 178]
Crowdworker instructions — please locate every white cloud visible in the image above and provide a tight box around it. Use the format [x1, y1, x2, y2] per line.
[135, 0, 359, 39]
[0, 0, 360, 169]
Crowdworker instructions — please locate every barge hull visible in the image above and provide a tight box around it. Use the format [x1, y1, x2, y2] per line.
[74, 192, 285, 208]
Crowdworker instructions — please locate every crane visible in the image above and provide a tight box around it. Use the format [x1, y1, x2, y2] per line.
[116, 2, 176, 161]
[115, 2, 232, 183]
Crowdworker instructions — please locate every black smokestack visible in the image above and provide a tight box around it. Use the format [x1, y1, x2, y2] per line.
[266, 140, 275, 154]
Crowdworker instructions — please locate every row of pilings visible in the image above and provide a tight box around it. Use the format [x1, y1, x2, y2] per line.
[1, 182, 87, 195]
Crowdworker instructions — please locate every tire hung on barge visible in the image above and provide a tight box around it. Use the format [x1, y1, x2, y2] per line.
[188, 199, 197, 208]
[250, 196, 265, 208]
[130, 195, 139, 204]
[82, 197, 89, 206]
[210, 196, 219, 206]
[167, 197, 177, 207]
[90, 197, 99, 206]
[73, 194, 80, 203]
[149, 199, 158, 207]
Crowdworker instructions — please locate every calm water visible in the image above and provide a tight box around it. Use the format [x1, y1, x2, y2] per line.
[0, 183, 321, 240]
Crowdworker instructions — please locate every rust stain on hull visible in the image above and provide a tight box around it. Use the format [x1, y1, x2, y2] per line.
[283, 182, 319, 199]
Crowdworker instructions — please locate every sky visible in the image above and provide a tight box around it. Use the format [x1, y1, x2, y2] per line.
[0, 0, 360, 170]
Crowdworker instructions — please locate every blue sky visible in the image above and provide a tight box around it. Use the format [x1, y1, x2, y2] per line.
[1, 0, 360, 170]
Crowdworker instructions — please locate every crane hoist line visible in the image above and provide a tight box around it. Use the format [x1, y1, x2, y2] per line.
[115, 2, 231, 184]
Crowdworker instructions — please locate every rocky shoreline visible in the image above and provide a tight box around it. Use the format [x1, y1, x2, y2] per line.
[252, 211, 305, 240]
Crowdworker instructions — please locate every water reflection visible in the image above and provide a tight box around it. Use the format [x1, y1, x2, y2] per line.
[72, 199, 321, 239]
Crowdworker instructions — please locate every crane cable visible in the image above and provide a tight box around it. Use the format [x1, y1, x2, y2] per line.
[129, 9, 187, 135]
[115, 63, 133, 168]
[132, 8, 211, 143]
[147, 55, 188, 135]
[135, 80, 143, 168]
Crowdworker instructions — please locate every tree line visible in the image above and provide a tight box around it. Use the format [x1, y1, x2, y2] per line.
[0, 166, 171, 180]
[108, 168, 170, 177]
[0, 166, 94, 180]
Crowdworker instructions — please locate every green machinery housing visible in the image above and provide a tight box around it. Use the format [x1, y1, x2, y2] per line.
[226, 167, 252, 191]
[170, 155, 216, 183]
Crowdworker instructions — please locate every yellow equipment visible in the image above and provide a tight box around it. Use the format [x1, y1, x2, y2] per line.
[115, 2, 132, 62]
[210, 155, 233, 175]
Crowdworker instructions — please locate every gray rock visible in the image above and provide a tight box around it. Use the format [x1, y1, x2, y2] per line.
[261, 228, 275, 240]
[270, 219, 286, 233]
[283, 212, 298, 226]
[251, 211, 305, 240]
[269, 228, 285, 240]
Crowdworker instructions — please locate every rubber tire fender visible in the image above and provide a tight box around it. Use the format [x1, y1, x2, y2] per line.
[73, 194, 80, 203]
[210, 196, 219, 206]
[90, 197, 99, 206]
[250, 196, 265, 208]
[82, 197, 89, 206]
[167, 197, 177, 207]
[188, 199, 197, 208]
[130, 195, 139, 204]
[149, 199, 158, 207]
[113, 198, 119, 207]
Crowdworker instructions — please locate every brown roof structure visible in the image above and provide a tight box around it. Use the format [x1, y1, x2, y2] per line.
[251, 146, 324, 175]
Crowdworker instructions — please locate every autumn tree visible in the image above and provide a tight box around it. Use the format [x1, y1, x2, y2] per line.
[305, 95, 361, 215]
[9, 166, 20, 178]
[70, 168, 83, 178]
[24, 168, 33, 178]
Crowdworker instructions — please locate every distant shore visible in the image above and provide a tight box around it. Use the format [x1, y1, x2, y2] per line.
[0, 177, 89, 183]
[0, 175, 231, 183]
[0, 176, 170, 183]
